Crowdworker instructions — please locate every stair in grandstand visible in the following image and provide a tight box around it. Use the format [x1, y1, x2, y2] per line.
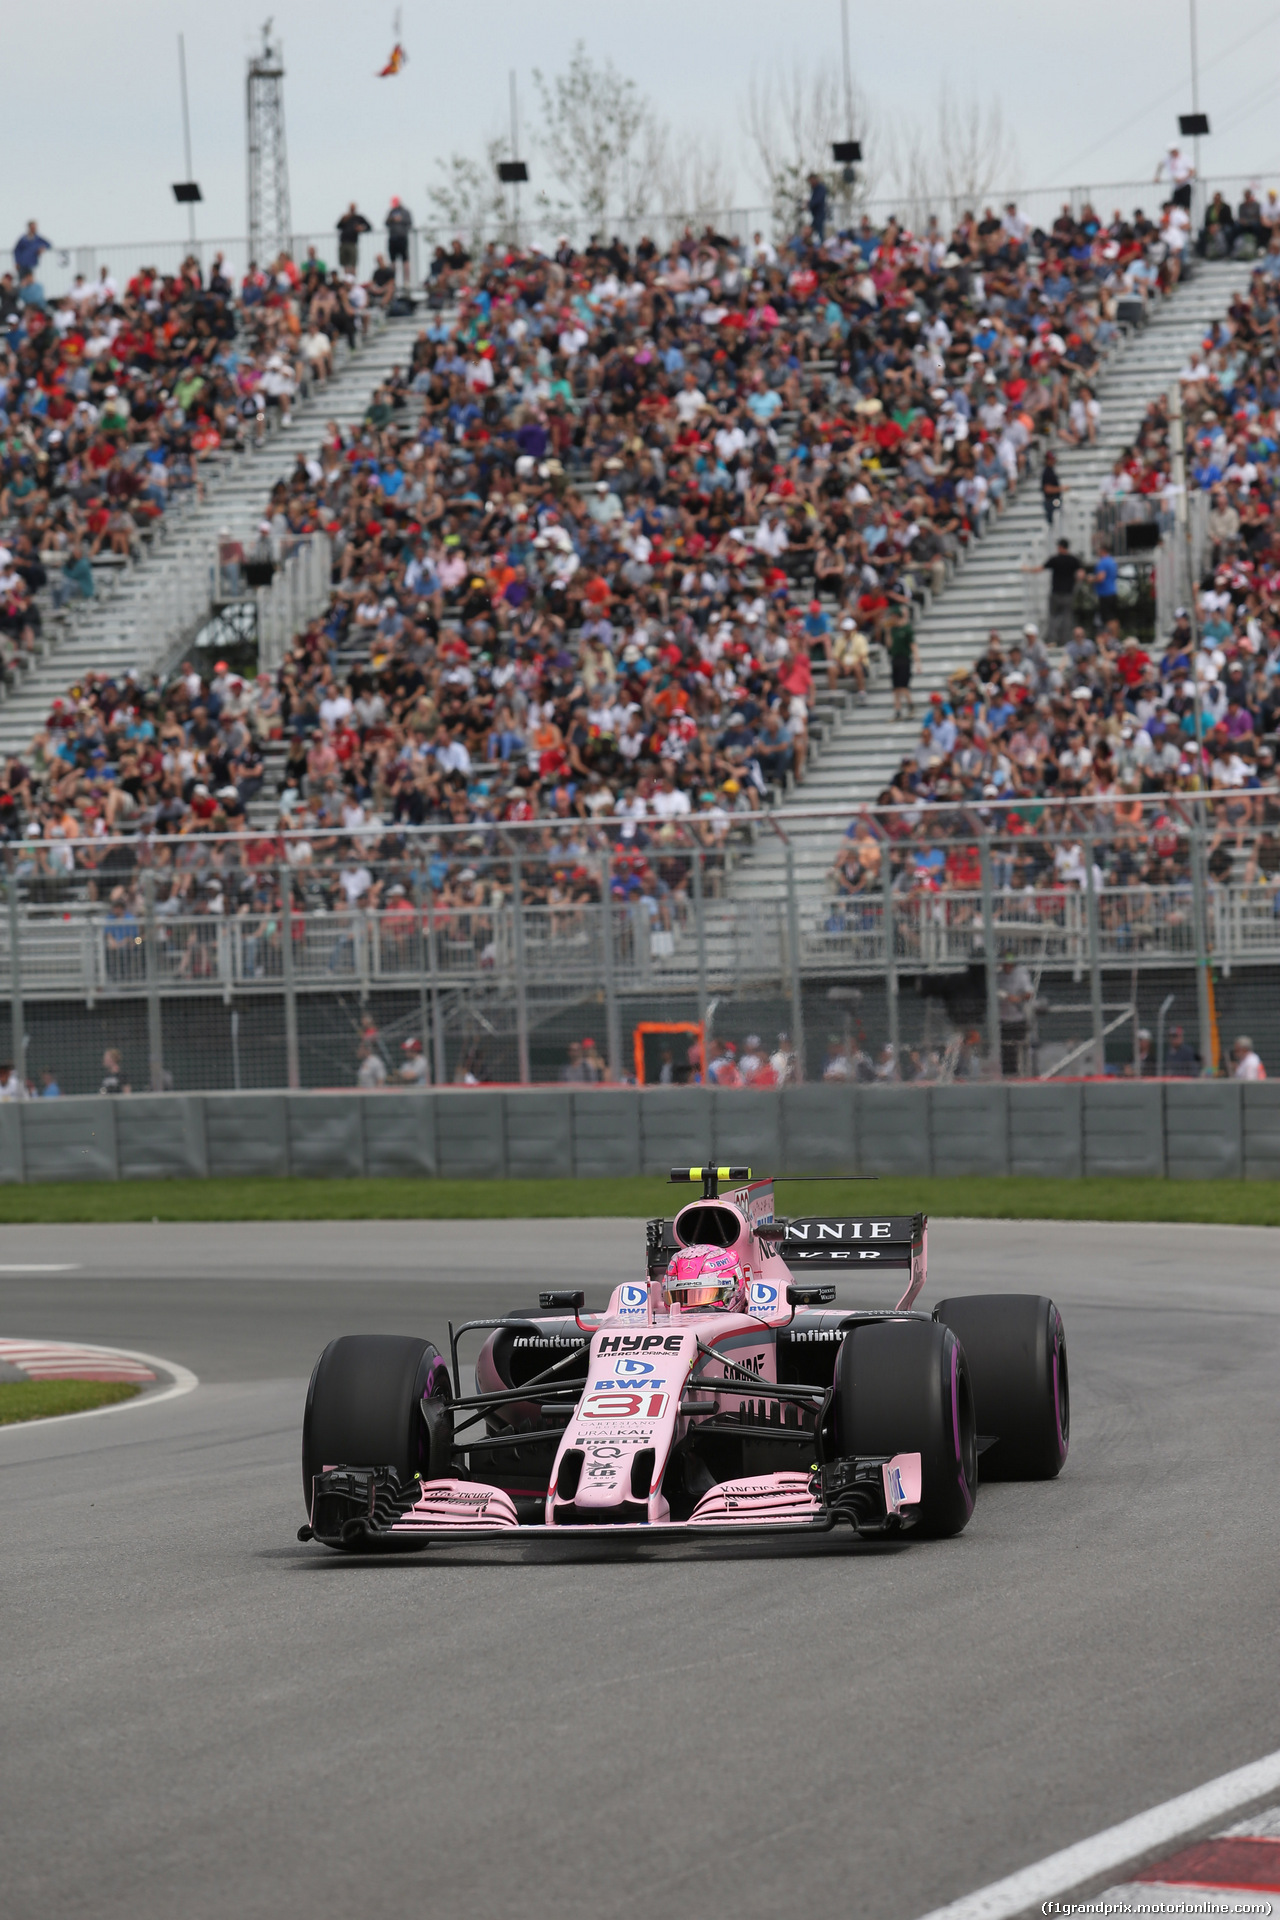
[725, 256, 1256, 910]
[0, 305, 427, 763]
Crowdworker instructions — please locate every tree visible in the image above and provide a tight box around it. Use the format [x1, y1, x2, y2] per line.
[650, 128, 734, 225]
[532, 43, 654, 230]
[934, 86, 1018, 216]
[886, 86, 1018, 232]
[741, 63, 881, 236]
[425, 137, 509, 244]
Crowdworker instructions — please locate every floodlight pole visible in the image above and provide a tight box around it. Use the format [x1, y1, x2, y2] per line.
[178, 34, 196, 246]
[509, 70, 521, 246]
[1189, 0, 1201, 188]
[840, 0, 854, 139]
[1168, 381, 1214, 1074]
[840, 0, 855, 225]
[246, 22, 292, 270]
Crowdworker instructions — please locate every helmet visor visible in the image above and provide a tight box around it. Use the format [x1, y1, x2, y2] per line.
[668, 1278, 738, 1310]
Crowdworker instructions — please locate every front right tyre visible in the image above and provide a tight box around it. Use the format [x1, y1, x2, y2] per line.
[302, 1333, 449, 1517]
[833, 1316, 977, 1537]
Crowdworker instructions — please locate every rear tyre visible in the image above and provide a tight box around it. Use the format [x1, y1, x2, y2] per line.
[833, 1317, 977, 1537]
[932, 1295, 1068, 1480]
[302, 1334, 449, 1515]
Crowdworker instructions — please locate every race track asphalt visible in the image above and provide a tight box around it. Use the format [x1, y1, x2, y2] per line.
[2, 1216, 1278, 1920]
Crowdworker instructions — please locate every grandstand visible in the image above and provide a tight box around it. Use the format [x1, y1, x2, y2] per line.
[3, 189, 1279, 1087]
[727, 254, 1256, 906]
[0, 301, 422, 762]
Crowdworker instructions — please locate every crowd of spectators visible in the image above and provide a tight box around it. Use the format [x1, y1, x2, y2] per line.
[0, 220, 390, 689]
[849, 259, 1280, 916]
[198, 193, 1206, 862]
[4, 193, 1203, 853]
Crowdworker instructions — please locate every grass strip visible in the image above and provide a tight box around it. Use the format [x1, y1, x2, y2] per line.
[0, 1174, 1276, 1226]
[0, 1379, 141, 1424]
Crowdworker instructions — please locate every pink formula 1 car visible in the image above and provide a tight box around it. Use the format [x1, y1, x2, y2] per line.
[299, 1168, 1069, 1550]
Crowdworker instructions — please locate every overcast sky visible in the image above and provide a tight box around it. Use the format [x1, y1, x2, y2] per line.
[6, 0, 1280, 256]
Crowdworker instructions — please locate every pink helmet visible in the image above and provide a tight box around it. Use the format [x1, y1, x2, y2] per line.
[665, 1243, 746, 1313]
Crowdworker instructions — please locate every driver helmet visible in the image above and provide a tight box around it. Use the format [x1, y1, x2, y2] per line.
[665, 1243, 746, 1314]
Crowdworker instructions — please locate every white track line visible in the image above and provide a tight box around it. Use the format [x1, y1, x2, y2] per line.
[0, 1341, 198, 1431]
[0, 1265, 81, 1273]
[916, 1747, 1280, 1920]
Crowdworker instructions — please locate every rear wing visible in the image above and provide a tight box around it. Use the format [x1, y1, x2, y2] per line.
[783, 1214, 927, 1310]
[646, 1208, 928, 1313]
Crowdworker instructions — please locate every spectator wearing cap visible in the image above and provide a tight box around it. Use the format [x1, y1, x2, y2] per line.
[831, 616, 870, 698]
[399, 1037, 429, 1086]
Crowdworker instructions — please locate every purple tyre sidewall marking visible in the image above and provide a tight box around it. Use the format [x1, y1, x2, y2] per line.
[950, 1337, 974, 1515]
[1051, 1311, 1068, 1461]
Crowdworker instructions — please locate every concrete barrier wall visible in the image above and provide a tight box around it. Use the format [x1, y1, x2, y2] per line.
[0, 1083, 1273, 1183]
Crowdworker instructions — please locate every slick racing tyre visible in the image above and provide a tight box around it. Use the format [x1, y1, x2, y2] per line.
[932, 1294, 1068, 1480]
[833, 1317, 977, 1537]
[302, 1335, 450, 1514]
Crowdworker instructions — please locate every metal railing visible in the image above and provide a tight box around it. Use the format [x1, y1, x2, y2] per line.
[30, 170, 1280, 297]
[4, 876, 1275, 1006]
[1, 794, 1277, 1090]
[253, 533, 334, 673]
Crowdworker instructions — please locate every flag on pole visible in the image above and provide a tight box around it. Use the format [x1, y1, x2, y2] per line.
[378, 9, 406, 74]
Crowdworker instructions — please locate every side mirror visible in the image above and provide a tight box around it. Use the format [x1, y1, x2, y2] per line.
[786, 1284, 837, 1307]
[539, 1290, 586, 1310]
[756, 1222, 787, 1248]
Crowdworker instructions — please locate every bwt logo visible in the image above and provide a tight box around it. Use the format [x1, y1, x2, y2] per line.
[615, 1358, 655, 1376]
[618, 1285, 647, 1309]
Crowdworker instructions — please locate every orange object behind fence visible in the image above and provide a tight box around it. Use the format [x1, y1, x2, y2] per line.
[633, 1021, 705, 1085]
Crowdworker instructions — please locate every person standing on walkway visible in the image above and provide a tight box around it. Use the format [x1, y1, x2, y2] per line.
[1040, 451, 1064, 526]
[887, 592, 919, 721]
[808, 174, 828, 244]
[336, 203, 372, 275]
[13, 220, 51, 275]
[996, 953, 1034, 1078]
[1155, 144, 1194, 211]
[1092, 544, 1119, 629]
[385, 198, 413, 286]
[1034, 537, 1084, 649]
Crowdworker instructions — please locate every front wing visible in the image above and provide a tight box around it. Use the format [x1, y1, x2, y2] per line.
[301, 1454, 923, 1550]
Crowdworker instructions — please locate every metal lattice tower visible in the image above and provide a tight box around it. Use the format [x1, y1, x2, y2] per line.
[246, 21, 292, 267]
